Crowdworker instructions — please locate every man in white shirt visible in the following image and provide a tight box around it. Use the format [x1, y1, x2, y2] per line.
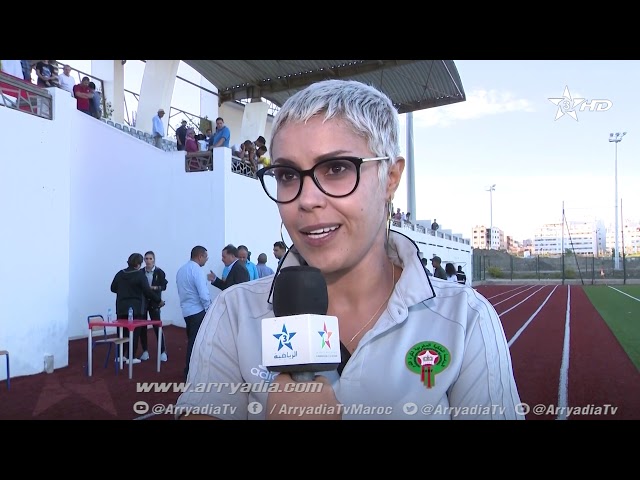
[152, 108, 165, 149]
[175, 245, 212, 379]
[57, 64, 76, 94]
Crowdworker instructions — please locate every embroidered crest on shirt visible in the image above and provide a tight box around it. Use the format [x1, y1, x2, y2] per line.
[405, 341, 450, 388]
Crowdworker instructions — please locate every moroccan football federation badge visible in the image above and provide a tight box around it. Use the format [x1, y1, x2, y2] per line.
[405, 341, 450, 388]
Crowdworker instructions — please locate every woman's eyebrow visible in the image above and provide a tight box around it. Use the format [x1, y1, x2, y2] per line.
[273, 150, 353, 167]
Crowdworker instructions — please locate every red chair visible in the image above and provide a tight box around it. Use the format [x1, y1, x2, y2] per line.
[86, 315, 128, 375]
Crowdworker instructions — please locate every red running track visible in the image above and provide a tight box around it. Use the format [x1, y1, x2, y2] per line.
[475, 284, 640, 420]
[566, 286, 640, 420]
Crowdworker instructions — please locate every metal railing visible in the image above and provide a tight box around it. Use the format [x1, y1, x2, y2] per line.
[391, 219, 470, 245]
[184, 151, 258, 177]
[124, 88, 211, 138]
[0, 72, 52, 119]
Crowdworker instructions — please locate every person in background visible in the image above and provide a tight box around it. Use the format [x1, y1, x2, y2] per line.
[138, 251, 168, 362]
[176, 246, 212, 380]
[420, 257, 433, 276]
[207, 117, 231, 149]
[456, 265, 467, 285]
[256, 253, 274, 278]
[236, 245, 260, 281]
[255, 135, 266, 151]
[175, 79, 523, 420]
[48, 62, 60, 87]
[445, 262, 458, 282]
[57, 64, 76, 94]
[152, 109, 165, 149]
[256, 145, 270, 171]
[207, 244, 250, 290]
[110, 253, 162, 364]
[21, 60, 33, 82]
[88, 82, 102, 119]
[176, 120, 188, 151]
[184, 128, 198, 153]
[72, 76, 93, 115]
[273, 241, 287, 266]
[35, 60, 55, 87]
[431, 255, 447, 280]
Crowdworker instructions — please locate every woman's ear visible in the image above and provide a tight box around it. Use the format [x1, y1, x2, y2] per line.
[386, 156, 405, 199]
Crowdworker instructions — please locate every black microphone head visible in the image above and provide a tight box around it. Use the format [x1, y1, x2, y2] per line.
[272, 266, 328, 317]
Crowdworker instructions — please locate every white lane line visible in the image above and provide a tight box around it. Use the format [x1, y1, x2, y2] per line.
[498, 286, 547, 316]
[486, 285, 529, 300]
[493, 285, 538, 306]
[508, 285, 559, 348]
[607, 285, 640, 303]
[556, 285, 571, 420]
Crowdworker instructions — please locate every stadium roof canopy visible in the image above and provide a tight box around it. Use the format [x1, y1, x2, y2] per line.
[182, 60, 466, 114]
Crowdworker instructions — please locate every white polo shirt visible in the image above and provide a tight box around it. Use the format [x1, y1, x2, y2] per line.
[58, 73, 76, 94]
[175, 231, 524, 420]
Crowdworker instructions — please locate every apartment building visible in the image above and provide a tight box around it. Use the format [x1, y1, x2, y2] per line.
[533, 220, 606, 255]
[472, 225, 504, 250]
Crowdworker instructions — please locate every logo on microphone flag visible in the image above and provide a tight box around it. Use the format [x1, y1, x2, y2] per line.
[405, 341, 450, 389]
[318, 322, 333, 349]
[273, 324, 296, 351]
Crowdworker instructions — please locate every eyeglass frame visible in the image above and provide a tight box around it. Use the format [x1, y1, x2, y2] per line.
[256, 156, 389, 204]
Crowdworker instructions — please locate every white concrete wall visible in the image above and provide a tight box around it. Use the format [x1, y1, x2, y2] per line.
[219, 159, 282, 275]
[0, 88, 74, 379]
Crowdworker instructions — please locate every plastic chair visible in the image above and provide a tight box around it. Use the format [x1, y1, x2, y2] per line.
[87, 315, 128, 375]
[0, 350, 9, 390]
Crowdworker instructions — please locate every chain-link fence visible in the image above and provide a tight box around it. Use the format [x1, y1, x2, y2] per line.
[472, 250, 640, 283]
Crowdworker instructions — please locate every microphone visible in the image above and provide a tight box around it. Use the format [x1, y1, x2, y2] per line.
[261, 266, 341, 382]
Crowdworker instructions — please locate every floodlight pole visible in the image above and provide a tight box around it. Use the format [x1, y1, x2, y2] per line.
[609, 132, 626, 270]
[486, 184, 496, 249]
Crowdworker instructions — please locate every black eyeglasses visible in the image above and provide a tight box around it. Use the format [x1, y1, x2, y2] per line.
[256, 156, 389, 204]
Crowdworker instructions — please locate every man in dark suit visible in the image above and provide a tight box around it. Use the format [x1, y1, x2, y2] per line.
[207, 244, 250, 290]
[138, 251, 169, 362]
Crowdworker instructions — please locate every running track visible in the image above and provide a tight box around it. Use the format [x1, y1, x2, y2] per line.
[474, 284, 640, 420]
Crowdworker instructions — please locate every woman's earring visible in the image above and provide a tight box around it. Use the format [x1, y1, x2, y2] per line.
[280, 221, 289, 247]
[386, 200, 393, 244]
